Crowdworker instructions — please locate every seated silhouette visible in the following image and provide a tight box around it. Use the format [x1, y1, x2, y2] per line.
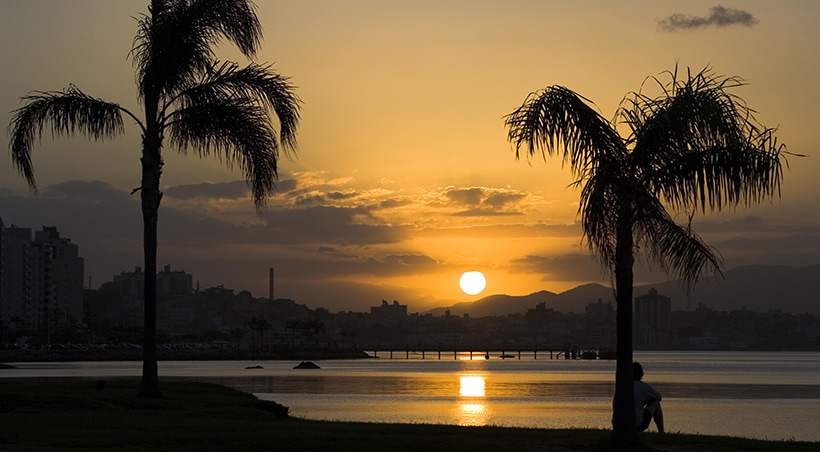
[633, 361, 664, 433]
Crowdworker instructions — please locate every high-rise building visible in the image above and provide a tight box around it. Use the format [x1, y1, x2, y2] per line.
[0, 220, 84, 332]
[371, 300, 407, 322]
[634, 288, 672, 348]
[113, 264, 192, 302]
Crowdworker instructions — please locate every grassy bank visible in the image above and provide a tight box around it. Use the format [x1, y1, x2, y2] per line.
[0, 380, 816, 451]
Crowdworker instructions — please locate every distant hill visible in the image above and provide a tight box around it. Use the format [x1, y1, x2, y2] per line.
[426, 284, 614, 317]
[426, 264, 820, 317]
[644, 264, 820, 314]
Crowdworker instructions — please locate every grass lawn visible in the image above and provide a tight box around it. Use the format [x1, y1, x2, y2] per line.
[1, 380, 817, 451]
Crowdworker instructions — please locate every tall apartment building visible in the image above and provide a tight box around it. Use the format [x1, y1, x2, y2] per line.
[0, 219, 84, 332]
[112, 264, 193, 303]
[634, 288, 672, 348]
[371, 300, 407, 322]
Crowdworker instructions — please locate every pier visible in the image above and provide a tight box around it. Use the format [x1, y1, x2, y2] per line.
[367, 347, 613, 360]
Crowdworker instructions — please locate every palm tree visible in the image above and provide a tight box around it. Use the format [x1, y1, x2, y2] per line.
[256, 317, 271, 348]
[244, 316, 260, 350]
[505, 67, 786, 445]
[8, 0, 300, 398]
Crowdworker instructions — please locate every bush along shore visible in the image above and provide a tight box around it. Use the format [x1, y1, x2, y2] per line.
[0, 347, 370, 363]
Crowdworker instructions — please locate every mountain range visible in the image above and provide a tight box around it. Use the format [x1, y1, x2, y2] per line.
[428, 264, 820, 317]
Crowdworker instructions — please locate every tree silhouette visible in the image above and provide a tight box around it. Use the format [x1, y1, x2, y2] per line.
[244, 315, 260, 350]
[505, 67, 786, 445]
[8, 0, 300, 397]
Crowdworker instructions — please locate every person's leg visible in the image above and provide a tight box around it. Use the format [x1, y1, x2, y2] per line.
[652, 403, 664, 433]
[637, 409, 652, 432]
[642, 400, 664, 433]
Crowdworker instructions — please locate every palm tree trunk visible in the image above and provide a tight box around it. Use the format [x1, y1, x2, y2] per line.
[138, 132, 162, 398]
[611, 225, 639, 445]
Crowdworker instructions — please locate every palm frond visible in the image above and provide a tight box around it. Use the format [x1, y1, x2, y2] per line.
[167, 98, 277, 210]
[577, 160, 621, 268]
[132, 0, 263, 103]
[173, 61, 301, 154]
[7, 86, 126, 190]
[622, 67, 785, 213]
[504, 86, 625, 180]
[634, 209, 722, 287]
[188, 0, 261, 57]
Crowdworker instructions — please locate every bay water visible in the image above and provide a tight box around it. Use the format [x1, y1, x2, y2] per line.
[3, 351, 819, 441]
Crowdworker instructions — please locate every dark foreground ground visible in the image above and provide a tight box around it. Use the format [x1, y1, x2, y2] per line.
[0, 380, 817, 451]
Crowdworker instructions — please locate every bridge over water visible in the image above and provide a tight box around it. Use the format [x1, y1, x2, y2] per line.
[367, 347, 614, 360]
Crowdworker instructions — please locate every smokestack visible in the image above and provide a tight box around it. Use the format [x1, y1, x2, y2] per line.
[269, 267, 274, 300]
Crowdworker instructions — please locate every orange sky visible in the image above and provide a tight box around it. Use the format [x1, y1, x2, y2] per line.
[1, 1, 819, 312]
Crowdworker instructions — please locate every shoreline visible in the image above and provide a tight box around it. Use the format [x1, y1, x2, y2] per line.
[2, 380, 818, 451]
[0, 348, 371, 364]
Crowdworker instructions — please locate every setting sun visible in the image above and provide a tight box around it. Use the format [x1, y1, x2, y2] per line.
[459, 271, 487, 296]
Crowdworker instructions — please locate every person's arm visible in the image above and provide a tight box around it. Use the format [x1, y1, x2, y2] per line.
[648, 383, 662, 402]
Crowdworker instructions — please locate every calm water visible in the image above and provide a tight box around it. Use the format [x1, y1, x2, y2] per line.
[3, 351, 819, 441]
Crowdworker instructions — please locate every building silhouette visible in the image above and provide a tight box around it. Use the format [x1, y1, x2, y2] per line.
[0, 219, 84, 333]
[634, 288, 672, 348]
[371, 300, 407, 323]
[111, 264, 193, 328]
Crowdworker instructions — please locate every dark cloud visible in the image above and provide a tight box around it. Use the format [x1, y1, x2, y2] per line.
[484, 192, 526, 208]
[510, 253, 678, 285]
[416, 222, 582, 239]
[379, 198, 412, 209]
[511, 254, 604, 282]
[292, 190, 359, 206]
[275, 178, 299, 193]
[164, 178, 298, 201]
[715, 234, 820, 268]
[445, 186, 528, 216]
[318, 246, 358, 259]
[452, 208, 524, 217]
[658, 6, 758, 31]
[164, 181, 251, 200]
[382, 254, 437, 269]
[693, 215, 820, 235]
[446, 187, 483, 205]
[44, 180, 128, 200]
[263, 205, 405, 245]
[293, 192, 329, 206]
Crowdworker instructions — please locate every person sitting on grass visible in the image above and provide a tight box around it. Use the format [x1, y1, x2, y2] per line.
[633, 361, 664, 433]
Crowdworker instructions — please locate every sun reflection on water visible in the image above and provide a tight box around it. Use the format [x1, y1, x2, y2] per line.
[454, 374, 491, 426]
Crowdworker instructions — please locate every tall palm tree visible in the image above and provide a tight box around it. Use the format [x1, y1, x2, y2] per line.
[8, 0, 300, 398]
[505, 67, 785, 445]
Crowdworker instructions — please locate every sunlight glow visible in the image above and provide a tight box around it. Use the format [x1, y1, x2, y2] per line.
[459, 271, 486, 295]
[459, 375, 486, 397]
[454, 402, 490, 426]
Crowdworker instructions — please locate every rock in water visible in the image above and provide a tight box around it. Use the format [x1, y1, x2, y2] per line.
[293, 361, 320, 369]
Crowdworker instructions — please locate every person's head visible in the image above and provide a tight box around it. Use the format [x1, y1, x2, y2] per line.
[632, 362, 644, 381]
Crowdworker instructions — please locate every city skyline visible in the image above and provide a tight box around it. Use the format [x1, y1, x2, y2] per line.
[2, 1, 819, 313]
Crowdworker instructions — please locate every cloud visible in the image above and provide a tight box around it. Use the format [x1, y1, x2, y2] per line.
[443, 186, 530, 216]
[262, 205, 406, 245]
[511, 254, 604, 282]
[658, 5, 758, 31]
[5, 175, 810, 312]
[164, 181, 252, 200]
[318, 246, 358, 259]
